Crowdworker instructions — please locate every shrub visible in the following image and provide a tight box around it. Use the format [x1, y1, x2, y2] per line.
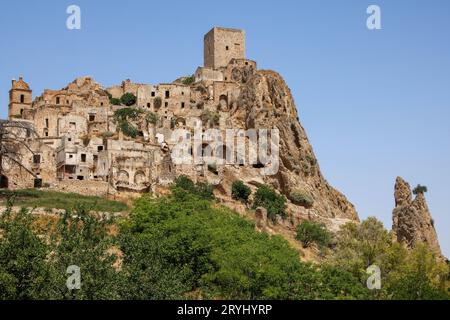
[170, 117, 177, 129]
[102, 131, 114, 138]
[182, 75, 195, 85]
[231, 180, 251, 203]
[296, 220, 331, 248]
[253, 185, 286, 222]
[290, 189, 314, 208]
[413, 184, 428, 195]
[201, 110, 220, 127]
[174, 175, 214, 200]
[154, 97, 162, 109]
[120, 93, 137, 106]
[146, 112, 158, 125]
[110, 98, 121, 106]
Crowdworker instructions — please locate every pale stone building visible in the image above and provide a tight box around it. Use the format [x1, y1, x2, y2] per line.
[1, 27, 260, 195]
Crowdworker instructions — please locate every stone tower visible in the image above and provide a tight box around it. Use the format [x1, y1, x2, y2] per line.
[204, 27, 245, 69]
[8, 77, 32, 119]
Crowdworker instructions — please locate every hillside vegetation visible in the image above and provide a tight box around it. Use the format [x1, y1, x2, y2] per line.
[0, 189, 128, 213]
[0, 181, 448, 300]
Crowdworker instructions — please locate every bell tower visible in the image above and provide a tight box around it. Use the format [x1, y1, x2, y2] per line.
[8, 77, 32, 119]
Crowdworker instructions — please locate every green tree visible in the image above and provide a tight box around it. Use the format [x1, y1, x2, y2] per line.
[231, 180, 251, 203]
[413, 184, 428, 195]
[174, 175, 214, 200]
[45, 206, 121, 299]
[110, 97, 121, 106]
[120, 93, 137, 106]
[253, 185, 286, 222]
[146, 112, 159, 125]
[296, 220, 331, 248]
[0, 204, 52, 299]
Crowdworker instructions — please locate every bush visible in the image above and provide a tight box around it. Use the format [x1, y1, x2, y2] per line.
[413, 184, 428, 195]
[290, 189, 314, 208]
[231, 180, 251, 203]
[146, 112, 158, 125]
[120, 93, 137, 106]
[102, 131, 114, 138]
[174, 175, 214, 200]
[253, 185, 286, 222]
[296, 220, 331, 248]
[110, 98, 121, 106]
[182, 76, 195, 85]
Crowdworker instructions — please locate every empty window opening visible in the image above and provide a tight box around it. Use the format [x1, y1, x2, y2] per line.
[56, 97, 60, 105]
[151, 91, 155, 97]
[147, 103, 151, 108]
[89, 115, 95, 122]
[226, 45, 229, 51]
[181, 102, 185, 108]
[34, 179, 43, 188]
[33, 154, 41, 164]
[93, 155, 98, 161]
[20, 94, 25, 103]
[69, 154, 74, 159]
[20, 109, 24, 115]
[45, 118, 49, 128]
[97, 146, 104, 152]
[77, 176, 84, 181]
[165, 90, 170, 98]
[165, 102, 168, 107]
[81, 154, 87, 162]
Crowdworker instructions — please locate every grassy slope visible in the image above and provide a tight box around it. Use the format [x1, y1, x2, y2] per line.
[0, 189, 128, 212]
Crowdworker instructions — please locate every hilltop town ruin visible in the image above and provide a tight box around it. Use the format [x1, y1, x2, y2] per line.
[1, 27, 359, 231]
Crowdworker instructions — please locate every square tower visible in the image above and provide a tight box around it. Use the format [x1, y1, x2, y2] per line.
[8, 77, 32, 119]
[204, 27, 245, 69]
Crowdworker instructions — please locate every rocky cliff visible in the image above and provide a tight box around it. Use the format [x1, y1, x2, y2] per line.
[220, 70, 359, 231]
[392, 177, 442, 256]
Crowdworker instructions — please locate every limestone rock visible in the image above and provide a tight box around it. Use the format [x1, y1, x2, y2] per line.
[392, 177, 442, 256]
[228, 70, 359, 225]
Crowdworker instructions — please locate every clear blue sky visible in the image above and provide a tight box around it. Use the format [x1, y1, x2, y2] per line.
[0, 0, 449, 256]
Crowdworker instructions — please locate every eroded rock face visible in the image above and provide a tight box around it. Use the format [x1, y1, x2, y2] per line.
[392, 177, 442, 256]
[225, 70, 359, 227]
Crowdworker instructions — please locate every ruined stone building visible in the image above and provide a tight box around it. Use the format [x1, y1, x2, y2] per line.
[1, 27, 258, 196]
[2, 27, 360, 233]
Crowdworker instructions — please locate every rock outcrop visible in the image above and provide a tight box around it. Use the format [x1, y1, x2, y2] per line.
[392, 177, 442, 256]
[222, 70, 359, 230]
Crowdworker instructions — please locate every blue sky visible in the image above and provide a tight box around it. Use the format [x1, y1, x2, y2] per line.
[0, 0, 449, 256]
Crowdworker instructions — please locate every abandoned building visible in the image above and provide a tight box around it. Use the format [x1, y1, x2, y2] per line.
[1, 27, 264, 196]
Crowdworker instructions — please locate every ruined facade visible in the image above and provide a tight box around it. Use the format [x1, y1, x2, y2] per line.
[1, 27, 257, 196]
[1, 27, 359, 230]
